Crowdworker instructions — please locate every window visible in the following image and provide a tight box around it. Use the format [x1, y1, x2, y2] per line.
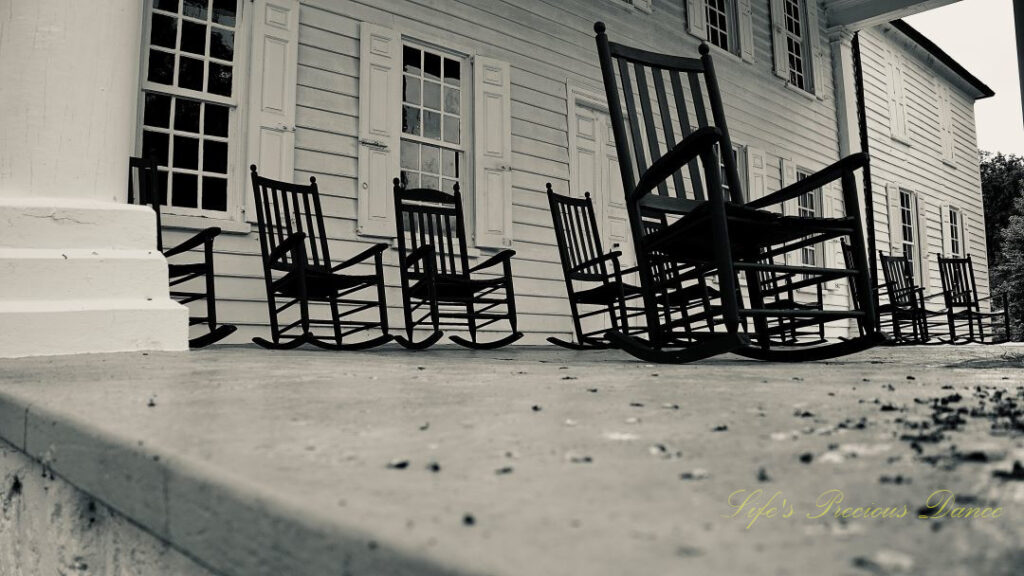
[783, 0, 808, 90]
[139, 0, 242, 215]
[899, 189, 920, 278]
[795, 170, 821, 267]
[706, 0, 738, 54]
[400, 43, 466, 195]
[948, 206, 964, 257]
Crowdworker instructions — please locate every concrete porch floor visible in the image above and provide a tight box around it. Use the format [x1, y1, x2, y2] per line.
[0, 345, 1022, 575]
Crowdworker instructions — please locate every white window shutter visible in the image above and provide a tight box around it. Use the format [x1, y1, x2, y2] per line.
[892, 56, 909, 142]
[745, 145, 766, 200]
[770, 0, 788, 79]
[474, 56, 513, 249]
[356, 23, 401, 237]
[886, 182, 901, 254]
[940, 203, 952, 256]
[916, 194, 930, 290]
[246, 0, 300, 223]
[737, 0, 755, 63]
[806, 0, 825, 100]
[686, 0, 708, 41]
[824, 188, 841, 285]
[779, 158, 796, 264]
[961, 211, 971, 256]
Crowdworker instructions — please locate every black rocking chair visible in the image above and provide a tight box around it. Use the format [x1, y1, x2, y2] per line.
[546, 184, 645, 349]
[879, 251, 944, 344]
[937, 254, 1010, 344]
[595, 23, 880, 363]
[393, 179, 523, 349]
[128, 157, 237, 348]
[249, 166, 392, 350]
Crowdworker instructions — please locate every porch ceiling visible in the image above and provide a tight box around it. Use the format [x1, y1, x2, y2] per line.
[825, 0, 962, 29]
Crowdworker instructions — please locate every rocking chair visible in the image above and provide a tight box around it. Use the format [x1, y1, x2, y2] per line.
[393, 179, 523, 349]
[937, 254, 1010, 344]
[879, 251, 944, 344]
[249, 166, 392, 350]
[547, 184, 645, 349]
[128, 157, 237, 348]
[594, 23, 881, 363]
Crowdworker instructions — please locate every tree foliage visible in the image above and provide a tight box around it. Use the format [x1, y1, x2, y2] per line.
[981, 152, 1024, 268]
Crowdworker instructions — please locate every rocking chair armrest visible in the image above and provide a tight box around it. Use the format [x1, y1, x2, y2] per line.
[747, 153, 868, 210]
[163, 227, 221, 258]
[631, 127, 722, 202]
[403, 244, 435, 269]
[470, 249, 517, 273]
[332, 243, 388, 271]
[267, 232, 307, 266]
[568, 251, 622, 274]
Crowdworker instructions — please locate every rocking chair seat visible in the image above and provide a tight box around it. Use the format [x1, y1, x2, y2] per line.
[646, 202, 855, 262]
[410, 274, 507, 302]
[574, 281, 642, 305]
[276, 268, 380, 300]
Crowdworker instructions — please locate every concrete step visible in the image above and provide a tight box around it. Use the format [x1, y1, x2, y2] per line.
[0, 248, 170, 301]
[0, 198, 157, 250]
[0, 299, 188, 357]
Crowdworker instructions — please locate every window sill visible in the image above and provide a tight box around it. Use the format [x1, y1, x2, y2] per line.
[782, 81, 817, 101]
[389, 237, 482, 259]
[890, 134, 913, 147]
[161, 213, 251, 235]
[942, 157, 957, 168]
[705, 43, 746, 65]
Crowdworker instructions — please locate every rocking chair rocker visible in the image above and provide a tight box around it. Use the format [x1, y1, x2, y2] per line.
[937, 254, 1010, 344]
[249, 166, 392, 350]
[128, 157, 237, 348]
[595, 22, 881, 363]
[393, 179, 523, 349]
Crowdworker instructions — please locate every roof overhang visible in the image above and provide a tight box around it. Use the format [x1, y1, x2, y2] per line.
[889, 19, 995, 99]
[825, 0, 962, 29]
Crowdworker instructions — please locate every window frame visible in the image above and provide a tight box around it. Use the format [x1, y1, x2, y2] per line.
[135, 0, 250, 223]
[782, 0, 811, 92]
[795, 169, 822, 268]
[948, 205, 964, 257]
[398, 39, 470, 196]
[705, 0, 740, 56]
[898, 188, 924, 280]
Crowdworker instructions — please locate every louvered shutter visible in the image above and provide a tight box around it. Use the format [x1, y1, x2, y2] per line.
[738, 0, 755, 63]
[806, 0, 826, 99]
[687, 0, 708, 40]
[246, 0, 299, 222]
[770, 0, 788, 80]
[473, 56, 513, 249]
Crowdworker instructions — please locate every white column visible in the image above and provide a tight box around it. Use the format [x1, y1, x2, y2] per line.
[0, 0, 188, 357]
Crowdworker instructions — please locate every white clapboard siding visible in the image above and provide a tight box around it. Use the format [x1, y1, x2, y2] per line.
[185, 0, 851, 343]
[246, 0, 300, 222]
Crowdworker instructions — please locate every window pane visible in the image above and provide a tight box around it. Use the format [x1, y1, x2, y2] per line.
[210, 27, 234, 61]
[402, 106, 420, 135]
[442, 116, 459, 144]
[421, 174, 439, 190]
[174, 98, 201, 132]
[143, 131, 170, 165]
[423, 110, 441, 140]
[401, 171, 420, 189]
[212, 0, 236, 26]
[403, 75, 421, 105]
[400, 141, 419, 169]
[178, 56, 205, 91]
[423, 80, 441, 111]
[443, 87, 460, 114]
[183, 0, 208, 20]
[403, 46, 421, 75]
[154, 0, 180, 12]
[180, 20, 207, 54]
[207, 62, 232, 96]
[173, 135, 199, 169]
[421, 145, 439, 174]
[202, 177, 228, 211]
[172, 173, 198, 208]
[151, 14, 178, 49]
[144, 93, 172, 128]
[155, 170, 170, 205]
[442, 178, 458, 194]
[148, 50, 175, 85]
[442, 149, 458, 178]
[204, 103, 229, 137]
[204, 140, 228, 173]
[424, 52, 441, 81]
[443, 58, 460, 85]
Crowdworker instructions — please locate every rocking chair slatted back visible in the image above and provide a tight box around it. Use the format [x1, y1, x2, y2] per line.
[938, 255, 979, 308]
[250, 166, 332, 271]
[598, 33, 745, 214]
[128, 157, 165, 252]
[547, 188, 608, 281]
[879, 252, 918, 307]
[394, 184, 469, 278]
